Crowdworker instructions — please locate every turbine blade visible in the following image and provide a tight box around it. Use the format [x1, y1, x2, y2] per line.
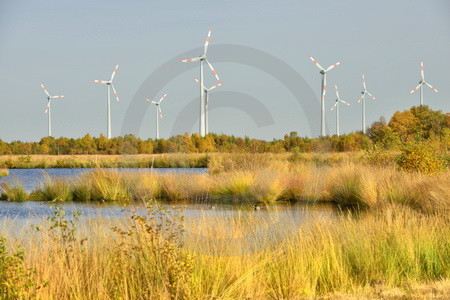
[420, 59, 424, 80]
[326, 60, 342, 72]
[409, 82, 423, 94]
[208, 82, 222, 91]
[40, 83, 51, 97]
[110, 64, 119, 81]
[330, 101, 338, 111]
[424, 82, 439, 93]
[322, 74, 327, 100]
[146, 98, 158, 104]
[366, 92, 376, 100]
[158, 105, 163, 118]
[44, 100, 51, 114]
[111, 84, 120, 103]
[204, 26, 212, 56]
[206, 59, 220, 81]
[334, 84, 340, 99]
[178, 57, 201, 63]
[362, 74, 367, 90]
[158, 93, 168, 104]
[357, 93, 366, 104]
[309, 55, 325, 71]
[51, 95, 65, 99]
[340, 100, 351, 106]
[194, 78, 206, 90]
[92, 80, 109, 84]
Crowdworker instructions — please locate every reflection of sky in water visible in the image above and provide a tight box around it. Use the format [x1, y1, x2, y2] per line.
[0, 201, 338, 256]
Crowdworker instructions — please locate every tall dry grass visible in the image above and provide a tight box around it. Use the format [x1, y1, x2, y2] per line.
[0, 204, 448, 298]
[6, 161, 450, 213]
[0, 169, 8, 178]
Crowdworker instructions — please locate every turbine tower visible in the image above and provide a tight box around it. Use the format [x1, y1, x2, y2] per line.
[194, 78, 222, 135]
[309, 55, 342, 136]
[330, 85, 350, 136]
[356, 75, 376, 134]
[178, 27, 220, 137]
[146, 93, 168, 139]
[92, 65, 120, 139]
[409, 59, 439, 105]
[40, 83, 65, 137]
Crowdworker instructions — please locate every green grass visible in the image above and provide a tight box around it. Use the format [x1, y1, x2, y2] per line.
[0, 181, 28, 202]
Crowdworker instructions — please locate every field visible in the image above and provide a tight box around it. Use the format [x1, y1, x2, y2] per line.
[0, 169, 8, 178]
[0, 151, 389, 169]
[0, 203, 449, 298]
[0, 153, 449, 298]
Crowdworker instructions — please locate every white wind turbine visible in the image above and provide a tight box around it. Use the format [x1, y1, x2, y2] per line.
[146, 93, 168, 139]
[309, 55, 342, 136]
[92, 65, 120, 139]
[356, 74, 376, 134]
[330, 85, 350, 136]
[409, 59, 439, 105]
[178, 27, 221, 137]
[40, 83, 65, 137]
[194, 78, 222, 135]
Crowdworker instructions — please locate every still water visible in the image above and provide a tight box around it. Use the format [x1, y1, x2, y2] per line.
[0, 168, 207, 192]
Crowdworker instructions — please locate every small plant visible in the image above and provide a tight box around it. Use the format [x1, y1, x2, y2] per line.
[112, 204, 194, 298]
[0, 236, 44, 298]
[46, 204, 83, 245]
[397, 143, 447, 175]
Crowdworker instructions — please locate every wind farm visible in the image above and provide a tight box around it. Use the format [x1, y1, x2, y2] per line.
[0, 1, 449, 299]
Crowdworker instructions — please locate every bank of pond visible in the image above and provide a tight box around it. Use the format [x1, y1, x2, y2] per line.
[0, 164, 448, 214]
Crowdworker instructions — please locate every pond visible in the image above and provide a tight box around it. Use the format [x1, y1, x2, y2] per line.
[0, 168, 208, 192]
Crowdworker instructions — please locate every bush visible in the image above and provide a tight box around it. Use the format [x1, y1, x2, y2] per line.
[397, 143, 447, 175]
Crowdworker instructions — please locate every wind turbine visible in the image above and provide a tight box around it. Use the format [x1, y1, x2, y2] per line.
[178, 27, 220, 137]
[330, 85, 350, 136]
[309, 55, 342, 136]
[194, 78, 222, 134]
[146, 93, 168, 139]
[92, 65, 120, 139]
[40, 83, 65, 137]
[409, 59, 439, 105]
[356, 75, 376, 134]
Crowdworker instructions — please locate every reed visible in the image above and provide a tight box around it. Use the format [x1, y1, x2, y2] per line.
[0, 204, 448, 298]
[0, 181, 28, 202]
[0, 169, 8, 178]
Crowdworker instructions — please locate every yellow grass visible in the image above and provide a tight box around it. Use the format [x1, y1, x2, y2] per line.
[0, 169, 8, 178]
[0, 204, 448, 298]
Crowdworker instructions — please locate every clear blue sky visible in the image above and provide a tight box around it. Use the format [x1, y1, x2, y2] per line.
[0, 0, 449, 142]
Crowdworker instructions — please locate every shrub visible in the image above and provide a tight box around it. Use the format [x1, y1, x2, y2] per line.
[397, 143, 447, 175]
[0, 236, 41, 297]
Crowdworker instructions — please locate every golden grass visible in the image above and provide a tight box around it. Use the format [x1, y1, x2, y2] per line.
[7, 161, 449, 214]
[0, 151, 396, 170]
[0, 204, 448, 298]
[0, 153, 209, 169]
[0, 169, 8, 177]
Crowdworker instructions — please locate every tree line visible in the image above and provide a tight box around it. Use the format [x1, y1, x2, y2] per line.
[0, 106, 448, 155]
